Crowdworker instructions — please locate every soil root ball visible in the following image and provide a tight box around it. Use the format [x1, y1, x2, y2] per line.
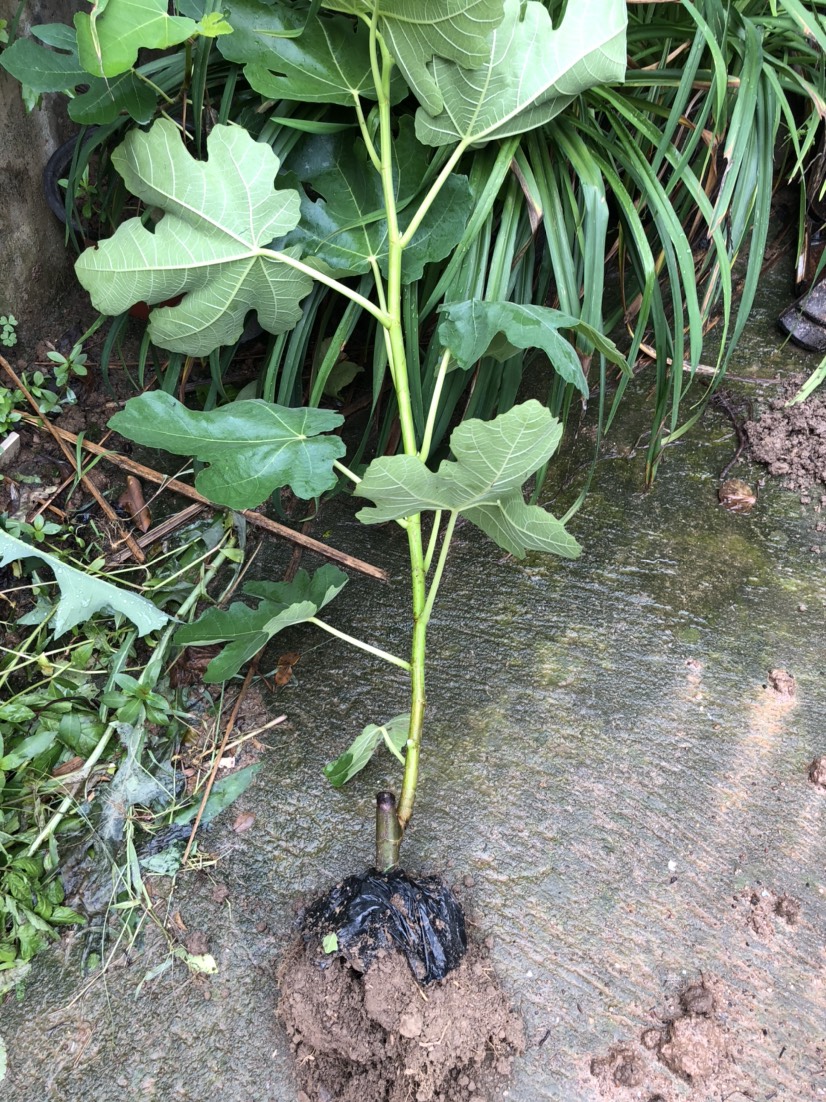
[277, 872, 524, 1102]
[303, 867, 468, 984]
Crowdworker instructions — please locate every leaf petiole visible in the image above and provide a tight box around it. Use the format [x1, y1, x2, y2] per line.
[399, 139, 470, 248]
[419, 348, 451, 464]
[261, 248, 390, 327]
[307, 616, 411, 672]
[423, 510, 442, 575]
[422, 511, 458, 623]
[353, 92, 381, 172]
[333, 458, 362, 485]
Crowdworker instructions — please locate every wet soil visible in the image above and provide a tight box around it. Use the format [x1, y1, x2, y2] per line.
[745, 374, 826, 489]
[277, 935, 524, 1102]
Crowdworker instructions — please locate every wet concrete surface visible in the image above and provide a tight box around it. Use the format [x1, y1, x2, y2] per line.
[2, 286, 826, 1100]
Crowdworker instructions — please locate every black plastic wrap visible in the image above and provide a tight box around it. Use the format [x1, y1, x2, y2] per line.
[305, 867, 467, 984]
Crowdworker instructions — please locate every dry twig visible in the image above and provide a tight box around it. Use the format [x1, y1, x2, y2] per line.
[0, 355, 145, 562]
[17, 412, 388, 582]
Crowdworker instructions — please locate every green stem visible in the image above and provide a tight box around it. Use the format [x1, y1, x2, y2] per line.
[353, 93, 381, 172]
[333, 458, 362, 485]
[422, 511, 458, 623]
[26, 716, 121, 857]
[366, 33, 431, 837]
[399, 139, 470, 248]
[308, 617, 411, 671]
[261, 248, 389, 327]
[419, 348, 451, 464]
[423, 510, 443, 575]
[369, 255, 396, 388]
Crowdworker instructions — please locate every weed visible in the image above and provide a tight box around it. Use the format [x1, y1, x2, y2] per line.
[0, 317, 17, 349]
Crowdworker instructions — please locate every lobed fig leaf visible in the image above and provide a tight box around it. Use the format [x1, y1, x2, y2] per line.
[109, 392, 345, 510]
[322, 0, 508, 114]
[75, 0, 231, 79]
[219, 0, 404, 105]
[0, 30, 156, 122]
[283, 120, 470, 282]
[438, 300, 630, 395]
[76, 120, 312, 355]
[414, 0, 627, 147]
[354, 400, 581, 559]
[173, 566, 349, 683]
[324, 713, 410, 787]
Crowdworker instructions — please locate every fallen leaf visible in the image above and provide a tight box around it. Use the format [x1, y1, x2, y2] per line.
[718, 478, 756, 513]
[268, 650, 301, 690]
[119, 474, 151, 531]
[232, 811, 255, 833]
[52, 756, 85, 777]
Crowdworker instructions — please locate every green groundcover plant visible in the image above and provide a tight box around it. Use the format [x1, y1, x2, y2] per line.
[61, 0, 630, 865]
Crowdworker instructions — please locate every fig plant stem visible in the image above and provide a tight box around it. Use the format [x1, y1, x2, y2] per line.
[365, 24, 461, 850]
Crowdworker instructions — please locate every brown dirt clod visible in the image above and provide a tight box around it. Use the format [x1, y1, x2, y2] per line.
[656, 1014, 727, 1084]
[679, 979, 715, 1017]
[745, 377, 826, 491]
[773, 893, 801, 926]
[808, 755, 826, 788]
[590, 1044, 645, 1089]
[277, 938, 524, 1102]
[766, 668, 796, 697]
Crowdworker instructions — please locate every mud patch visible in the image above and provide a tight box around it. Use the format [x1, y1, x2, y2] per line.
[657, 1013, 727, 1084]
[587, 978, 742, 1100]
[766, 667, 796, 697]
[745, 376, 826, 490]
[589, 1044, 645, 1089]
[277, 937, 524, 1102]
[808, 755, 826, 788]
[736, 887, 802, 939]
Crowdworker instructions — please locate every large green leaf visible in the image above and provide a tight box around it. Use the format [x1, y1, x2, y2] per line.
[76, 120, 312, 354]
[437, 300, 630, 396]
[324, 0, 508, 114]
[0, 531, 168, 639]
[219, 0, 399, 105]
[438, 301, 585, 394]
[70, 72, 158, 125]
[109, 391, 345, 509]
[0, 36, 87, 92]
[324, 713, 409, 787]
[284, 120, 470, 281]
[354, 400, 581, 558]
[74, 0, 231, 79]
[414, 0, 627, 147]
[174, 566, 348, 682]
[0, 30, 157, 123]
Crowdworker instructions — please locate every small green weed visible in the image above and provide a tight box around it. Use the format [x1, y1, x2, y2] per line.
[0, 316, 17, 348]
[46, 343, 88, 389]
